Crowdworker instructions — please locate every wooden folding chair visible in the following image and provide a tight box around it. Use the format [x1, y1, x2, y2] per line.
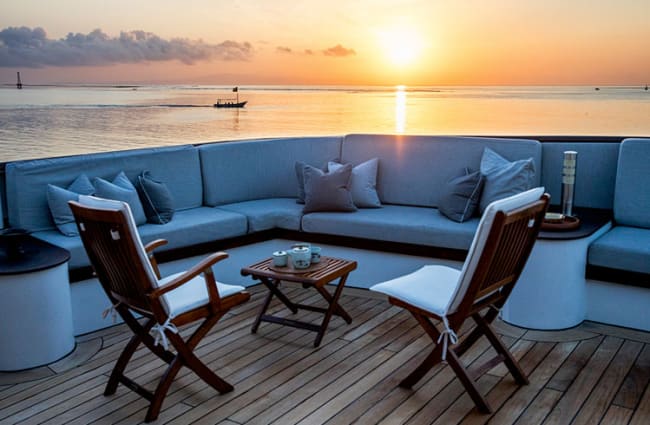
[371, 188, 549, 413]
[69, 196, 250, 422]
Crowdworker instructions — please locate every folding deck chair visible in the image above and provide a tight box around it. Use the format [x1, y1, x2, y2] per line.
[371, 188, 549, 413]
[70, 196, 250, 422]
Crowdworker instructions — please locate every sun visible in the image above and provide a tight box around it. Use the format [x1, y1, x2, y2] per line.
[379, 28, 423, 67]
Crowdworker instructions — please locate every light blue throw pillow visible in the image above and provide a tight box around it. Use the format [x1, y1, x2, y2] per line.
[136, 171, 175, 224]
[303, 163, 357, 213]
[328, 158, 381, 208]
[46, 174, 95, 236]
[94, 172, 147, 225]
[479, 148, 535, 213]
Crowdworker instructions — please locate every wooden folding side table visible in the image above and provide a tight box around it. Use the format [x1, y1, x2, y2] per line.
[241, 256, 357, 347]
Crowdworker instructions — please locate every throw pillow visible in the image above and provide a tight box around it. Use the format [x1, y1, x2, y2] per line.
[46, 174, 95, 236]
[136, 171, 175, 224]
[295, 160, 335, 204]
[479, 148, 535, 213]
[303, 163, 357, 213]
[94, 172, 147, 225]
[438, 168, 485, 222]
[328, 158, 381, 208]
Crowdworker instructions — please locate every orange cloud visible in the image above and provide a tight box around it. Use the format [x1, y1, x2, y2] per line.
[322, 44, 356, 57]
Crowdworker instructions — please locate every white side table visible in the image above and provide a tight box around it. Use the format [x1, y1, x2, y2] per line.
[501, 209, 612, 330]
[0, 234, 73, 371]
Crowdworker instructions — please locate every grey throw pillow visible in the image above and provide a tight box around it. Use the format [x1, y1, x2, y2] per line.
[46, 174, 96, 236]
[303, 163, 357, 213]
[438, 168, 485, 222]
[295, 161, 332, 204]
[136, 171, 175, 224]
[328, 158, 381, 208]
[479, 148, 535, 213]
[94, 172, 147, 225]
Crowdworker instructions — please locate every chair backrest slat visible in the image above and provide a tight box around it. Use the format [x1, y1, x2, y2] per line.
[447, 188, 548, 315]
[461, 197, 547, 314]
[69, 201, 157, 314]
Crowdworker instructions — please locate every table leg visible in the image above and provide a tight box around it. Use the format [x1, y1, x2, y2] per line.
[314, 273, 351, 347]
[251, 278, 298, 334]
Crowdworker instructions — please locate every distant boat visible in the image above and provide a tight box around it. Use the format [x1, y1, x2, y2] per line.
[214, 86, 247, 108]
[594, 87, 600, 91]
[214, 100, 247, 108]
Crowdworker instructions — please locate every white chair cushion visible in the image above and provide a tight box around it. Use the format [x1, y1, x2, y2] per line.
[158, 271, 245, 317]
[370, 265, 461, 317]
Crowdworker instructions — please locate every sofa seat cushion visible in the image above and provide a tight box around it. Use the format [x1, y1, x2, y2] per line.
[588, 226, 650, 274]
[33, 207, 248, 270]
[302, 204, 479, 250]
[217, 198, 305, 232]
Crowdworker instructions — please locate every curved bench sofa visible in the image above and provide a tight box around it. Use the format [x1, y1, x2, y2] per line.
[2, 134, 649, 334]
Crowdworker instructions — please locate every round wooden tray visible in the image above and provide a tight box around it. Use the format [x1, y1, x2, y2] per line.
[269, 258, 329, 274]
[541, 215, 581, 231]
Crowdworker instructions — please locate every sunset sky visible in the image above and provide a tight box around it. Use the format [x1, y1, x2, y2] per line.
[1, 0, 649, 86]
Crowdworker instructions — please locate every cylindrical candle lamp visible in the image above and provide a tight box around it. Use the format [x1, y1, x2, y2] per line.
[561, 151, 578, 217]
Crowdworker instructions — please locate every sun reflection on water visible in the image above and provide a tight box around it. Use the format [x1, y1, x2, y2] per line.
[395, 85, 407, 133]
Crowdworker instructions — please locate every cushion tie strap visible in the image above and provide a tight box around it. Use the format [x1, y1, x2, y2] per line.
[151, 316, 178, 350]
[489, 304, 502, 313]
[437, 316, 459, 361]
[102, 302, 122, 323]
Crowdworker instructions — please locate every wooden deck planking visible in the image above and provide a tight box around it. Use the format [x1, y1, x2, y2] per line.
[0, 287, 649, 425]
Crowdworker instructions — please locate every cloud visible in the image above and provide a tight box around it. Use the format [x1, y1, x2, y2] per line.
[0, 26, 253, 68]
[276, 46, 292, 54]
[322, 44, 356, 57]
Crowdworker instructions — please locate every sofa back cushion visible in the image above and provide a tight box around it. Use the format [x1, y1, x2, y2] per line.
[200, 137, 343, 206]
[340, 134, 541, 207]
[540, 141, 619, 209]
[5, 145, 202, 232]
[614, 138, 650, 228]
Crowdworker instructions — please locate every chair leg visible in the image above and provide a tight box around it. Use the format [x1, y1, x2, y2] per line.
[473, 312, 528, 385]
[399, 312, 445, 388]
[445, 349, 493, 413]
[106, 313, 175, 396]
[400, 310, 493, 413]
[145, 313, 232, 422]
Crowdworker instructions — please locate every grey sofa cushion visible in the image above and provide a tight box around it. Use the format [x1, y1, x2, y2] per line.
[200, 137, 342, 206]
[136, 171, 175, 224]
[217, 198, 305, 232]
[588, 226, 650, 274]
[5, 145, 202, 232]
[438, 169, 484, 223]
[328, 158, 381, 208]
[341, 134, 542, 208]
[479, 147, 536, 213]
[302, 205, 479, 250]
[614, 138, 650, 228]
[94, 172, 147, 225]
[303, 164, 357, 213]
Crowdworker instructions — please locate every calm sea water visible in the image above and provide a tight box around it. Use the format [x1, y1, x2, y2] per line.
[0, 85, 648, 162]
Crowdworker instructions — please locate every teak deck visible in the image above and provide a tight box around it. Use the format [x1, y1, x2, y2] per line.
[1, 285, 650, 425]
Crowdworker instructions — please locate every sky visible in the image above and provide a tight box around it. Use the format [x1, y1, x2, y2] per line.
[1, 0, 649, 86]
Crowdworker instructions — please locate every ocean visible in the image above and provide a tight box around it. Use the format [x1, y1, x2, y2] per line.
[0, 85, 648, 162]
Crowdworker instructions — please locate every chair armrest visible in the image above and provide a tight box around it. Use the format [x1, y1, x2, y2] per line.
[144, 239, 168, 279]
[149, 252, 229, 300]
[144, 239, 168, 253]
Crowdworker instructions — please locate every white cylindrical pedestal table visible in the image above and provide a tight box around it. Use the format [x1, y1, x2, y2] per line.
[0, 235, 73, 371]
[501, 209, 611, 330]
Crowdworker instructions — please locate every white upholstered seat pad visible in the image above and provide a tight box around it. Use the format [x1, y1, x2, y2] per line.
[370, 265, 461, 317]
[158, 271, 245, 317]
